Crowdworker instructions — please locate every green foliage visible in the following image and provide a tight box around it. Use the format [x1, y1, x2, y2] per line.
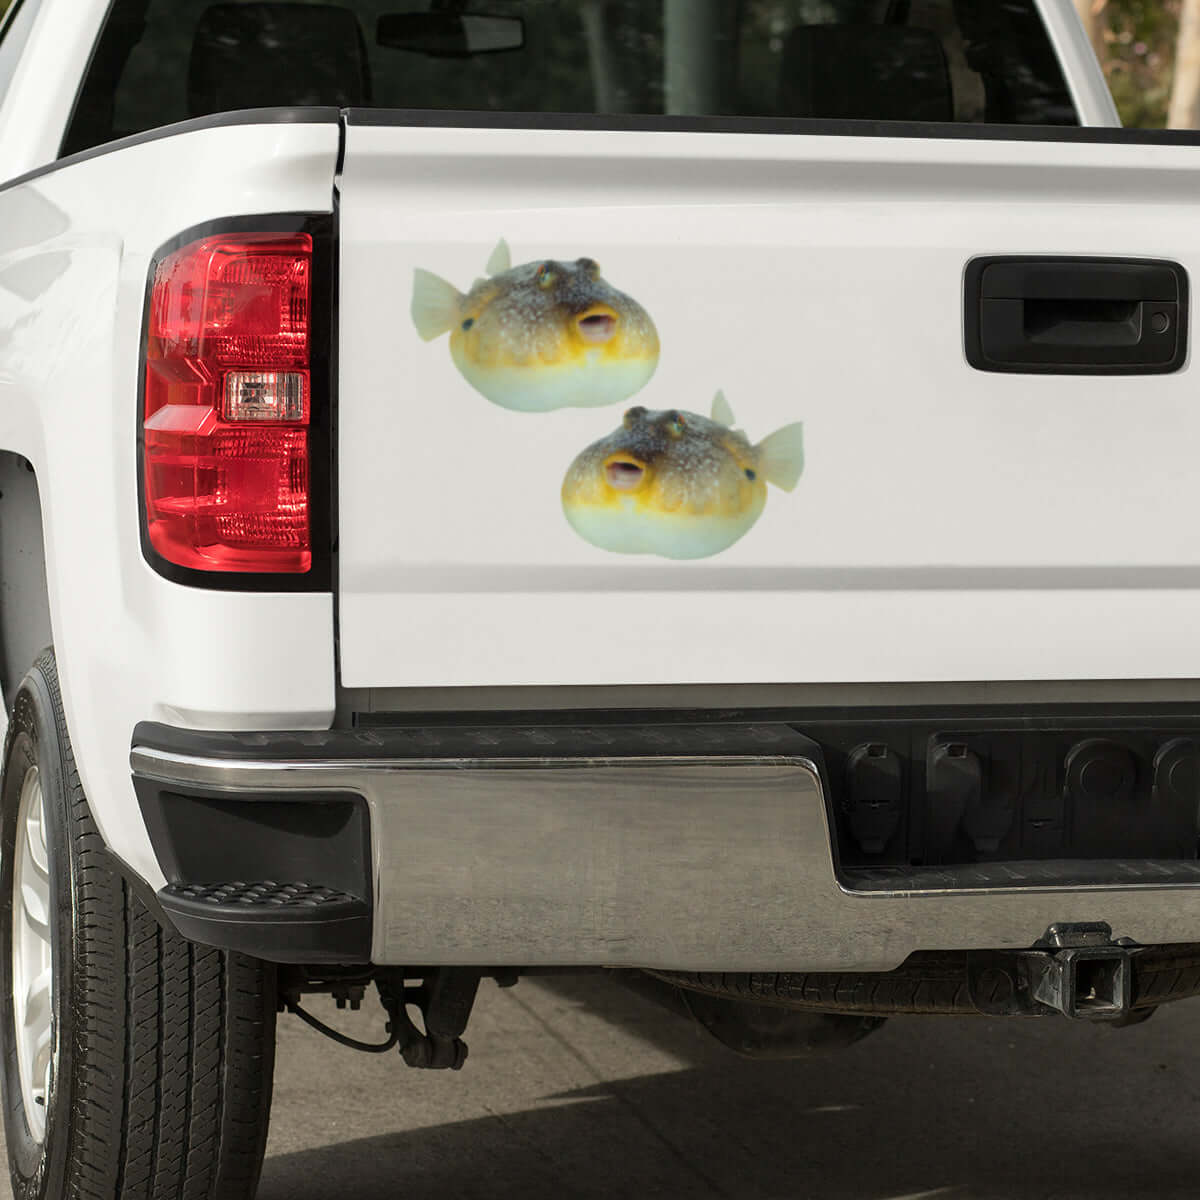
[1096, 0, 1181, 127]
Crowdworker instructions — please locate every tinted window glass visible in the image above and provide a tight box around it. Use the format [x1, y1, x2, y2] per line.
[64, 0, 1078, 156]
[0, 0, 42, 117]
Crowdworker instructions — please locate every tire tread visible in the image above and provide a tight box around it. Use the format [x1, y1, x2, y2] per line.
[3, 650, 275, 1200]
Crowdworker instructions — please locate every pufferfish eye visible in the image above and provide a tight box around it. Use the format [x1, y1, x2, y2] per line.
[576, 257, 601, 278]
[665, 412, 687, 439]
[535, 263, 557, 289]
[623, 406, 647, 430]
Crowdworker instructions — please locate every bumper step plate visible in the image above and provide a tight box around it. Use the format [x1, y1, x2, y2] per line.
[159, 881, 370, 964]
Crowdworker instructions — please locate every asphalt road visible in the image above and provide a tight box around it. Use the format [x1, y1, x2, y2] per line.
[7, 974, 1200, 1198]
[260, 974, 1200, 1200]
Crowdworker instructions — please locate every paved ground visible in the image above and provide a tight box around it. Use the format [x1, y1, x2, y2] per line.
[6, 973, 1200, 1198]
[258, 975, 1200, 1200]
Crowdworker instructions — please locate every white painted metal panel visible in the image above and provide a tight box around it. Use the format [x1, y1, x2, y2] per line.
[337, 123, 1200, 688]
[0, 120, 341, 886]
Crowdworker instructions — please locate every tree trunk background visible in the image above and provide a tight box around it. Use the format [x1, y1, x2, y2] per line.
[1074, 0, 1108, 61]
[1169, 0, 1200, 128]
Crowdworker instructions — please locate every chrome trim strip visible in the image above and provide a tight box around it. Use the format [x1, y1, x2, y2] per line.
[130, 747, 811, 786]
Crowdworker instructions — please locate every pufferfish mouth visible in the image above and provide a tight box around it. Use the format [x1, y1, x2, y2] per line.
[577, 307, 618, 344]
[605, 457, 646, 491]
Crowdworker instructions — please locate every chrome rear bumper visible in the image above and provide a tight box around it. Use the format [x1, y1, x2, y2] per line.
[130, 723, 1200, 971]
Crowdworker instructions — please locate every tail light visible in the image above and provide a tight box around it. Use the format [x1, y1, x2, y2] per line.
[142, 231, 314, 574]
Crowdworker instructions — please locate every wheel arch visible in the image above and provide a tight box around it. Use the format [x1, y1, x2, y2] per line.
[0, 451, 51, 713]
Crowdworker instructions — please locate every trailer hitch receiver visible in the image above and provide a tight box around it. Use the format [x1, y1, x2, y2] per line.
[1030, 923, 1137, 1021]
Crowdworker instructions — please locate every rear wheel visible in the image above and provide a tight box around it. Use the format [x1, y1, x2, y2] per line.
[0, 650, 277, 1200]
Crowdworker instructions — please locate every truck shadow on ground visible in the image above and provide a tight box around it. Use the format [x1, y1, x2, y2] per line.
[257, 974, 1200, 1200]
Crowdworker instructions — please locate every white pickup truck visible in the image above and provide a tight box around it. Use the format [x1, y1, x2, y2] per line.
[3, 0, 1199, 1196]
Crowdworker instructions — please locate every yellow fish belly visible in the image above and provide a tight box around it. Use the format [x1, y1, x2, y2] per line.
[451, 342, 657, 413]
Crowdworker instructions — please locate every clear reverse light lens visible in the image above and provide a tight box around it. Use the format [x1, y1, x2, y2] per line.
[224, 370, 307, 422]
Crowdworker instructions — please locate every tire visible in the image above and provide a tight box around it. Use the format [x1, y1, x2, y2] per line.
[0, 649, 277, 1200]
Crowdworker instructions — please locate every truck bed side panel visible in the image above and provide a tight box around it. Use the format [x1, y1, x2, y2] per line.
[0, 119, 341, 885]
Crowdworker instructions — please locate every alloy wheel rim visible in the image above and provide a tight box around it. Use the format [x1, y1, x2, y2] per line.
[12, 766, 54, 1142]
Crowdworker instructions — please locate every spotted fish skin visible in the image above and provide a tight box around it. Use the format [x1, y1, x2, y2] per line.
[561, 397, 804, 560]
[412, 242, 660, 413]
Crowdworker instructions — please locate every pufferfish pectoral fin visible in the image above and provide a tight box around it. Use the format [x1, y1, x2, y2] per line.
[711, 390, 736, 428]
[485, 238, 512, 277]
[411, 269, 462, 341]
[757, 422, 806, 493]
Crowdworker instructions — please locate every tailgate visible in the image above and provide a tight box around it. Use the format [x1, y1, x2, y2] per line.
[335, 118, 1200, 689]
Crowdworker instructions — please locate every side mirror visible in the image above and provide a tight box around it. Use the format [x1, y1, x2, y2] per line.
[377, 12, 525, 57]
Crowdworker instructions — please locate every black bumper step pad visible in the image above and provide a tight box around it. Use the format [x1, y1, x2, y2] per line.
[159, 881, 370, 964]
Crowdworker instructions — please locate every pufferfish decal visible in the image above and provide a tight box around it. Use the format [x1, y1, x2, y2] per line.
[562, 393, 805, 560]
[411, 239, 661, 412]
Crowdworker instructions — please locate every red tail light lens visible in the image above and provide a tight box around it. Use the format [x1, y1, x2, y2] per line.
[143, 232, 313, 573]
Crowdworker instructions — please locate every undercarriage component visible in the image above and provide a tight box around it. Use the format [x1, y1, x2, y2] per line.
[279, 967, 398, 1052]
[280, 967, 482, 1068]
[617, 970, 885, 1057]
[377, 969, 481, 1070]
[287, 1000, 400, 1054]
[649, 929, 1200, 1021]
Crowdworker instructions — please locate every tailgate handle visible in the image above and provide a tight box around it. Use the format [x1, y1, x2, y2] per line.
[965, 257, 1188, 375]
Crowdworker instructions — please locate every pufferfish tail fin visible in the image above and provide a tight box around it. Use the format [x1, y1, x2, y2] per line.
[757, 423, 805, 493]
[411, 269, 462, 341]
[486, 238, 512, 276]
[711, 390, 736, 428]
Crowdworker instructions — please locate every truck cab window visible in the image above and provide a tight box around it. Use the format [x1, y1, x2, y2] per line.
[62, 0, 1078, 157]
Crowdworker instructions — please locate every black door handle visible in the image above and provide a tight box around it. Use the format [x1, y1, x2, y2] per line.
[965, 257, 1188, 375]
